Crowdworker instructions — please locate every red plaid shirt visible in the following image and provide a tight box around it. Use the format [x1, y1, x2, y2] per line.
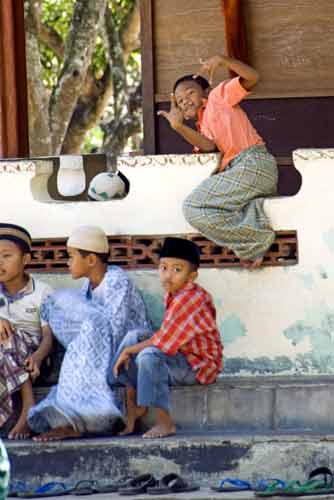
[151, 282, 223, 384]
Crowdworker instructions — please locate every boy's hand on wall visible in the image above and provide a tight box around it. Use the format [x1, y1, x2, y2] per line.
[157, 95, 184, 130]
[25, 354, 41, 381]
[0, 319, 14, 343]
[195, 55, 224, 85]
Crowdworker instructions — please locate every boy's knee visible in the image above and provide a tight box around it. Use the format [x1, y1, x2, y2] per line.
[136, 347, 161, 369]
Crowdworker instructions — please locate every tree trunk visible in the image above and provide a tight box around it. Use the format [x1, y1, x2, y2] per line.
[49, 0, 107, 153]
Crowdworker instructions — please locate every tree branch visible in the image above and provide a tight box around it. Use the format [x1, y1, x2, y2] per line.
[62, 3, 128, 153]
[121, 0, 140, 62]
[49, 0, 107, 153]
[39, 24, 65, 59]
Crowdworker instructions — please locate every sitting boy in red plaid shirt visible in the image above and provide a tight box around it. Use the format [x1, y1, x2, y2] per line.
[109, 237, 223, 438]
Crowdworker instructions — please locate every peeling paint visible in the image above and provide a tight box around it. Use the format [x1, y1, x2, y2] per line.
[220, 314, 247, 345]
[224, 356, 293, 375]
[284, 308, 334, 372]
[140, 290, 164, 331]
[299, 273, 314, 289]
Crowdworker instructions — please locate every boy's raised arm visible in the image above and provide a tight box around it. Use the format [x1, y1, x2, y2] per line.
[158, 95, 216, 152]
[195, 55, 259, 90]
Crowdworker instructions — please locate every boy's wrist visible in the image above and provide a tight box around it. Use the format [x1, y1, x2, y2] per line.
[172, 122, 184, 132]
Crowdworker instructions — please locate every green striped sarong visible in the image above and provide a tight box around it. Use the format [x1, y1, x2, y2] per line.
[183, 145, 278, 261]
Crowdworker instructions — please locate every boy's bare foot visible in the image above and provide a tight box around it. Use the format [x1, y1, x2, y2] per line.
[240, 256, 264, 269]
[248, 255, 264, 269]
[32, 425, 81, 441]
[142, 423, 176, 439]
[8, 418, 31, 440]
[119, 406, 147, 436]
[142, 407, 176, 439]
[119, 387, 147, 436]
[8, 380, 34, 439]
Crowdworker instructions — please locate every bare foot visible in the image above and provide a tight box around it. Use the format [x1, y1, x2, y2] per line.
[241, 256, 264, 269]
[248, 256, 264, 269]
[240, 259, 252, 268]
[32, 425, 81, 441]
[8, 418, 31, 440]
[142, 423, 176, 439]
[8, 379, 34, 439]
[142, 408, 176, 439]
[119, 406, 147, 436]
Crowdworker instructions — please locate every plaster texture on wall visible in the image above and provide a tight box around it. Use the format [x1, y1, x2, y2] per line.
[4, 149, 334, 375]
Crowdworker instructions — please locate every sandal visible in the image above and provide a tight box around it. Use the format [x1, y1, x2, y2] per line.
[147, 473, 200, 495]
[211, 478, 252, 492]
[118, 474, 157, 496]
[8, 481, 30, 498]
[17, 482, 73, 498]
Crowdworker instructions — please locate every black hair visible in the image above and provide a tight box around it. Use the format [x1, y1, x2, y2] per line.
[173, 74, 210, 94]
[77, 249, 110, 264]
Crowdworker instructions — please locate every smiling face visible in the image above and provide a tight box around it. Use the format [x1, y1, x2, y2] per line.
[0, 240, 29, 285]
[159, 257, 197, 294]
[174, 81, 206, 120]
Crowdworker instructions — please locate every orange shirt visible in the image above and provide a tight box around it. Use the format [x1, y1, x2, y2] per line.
[197, 77, 264, 170]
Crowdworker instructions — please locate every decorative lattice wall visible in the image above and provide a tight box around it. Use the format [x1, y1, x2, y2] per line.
[28, 231, 298, 273]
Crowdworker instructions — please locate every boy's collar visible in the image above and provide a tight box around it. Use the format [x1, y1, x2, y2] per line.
[0, 275, 35, 303]
[166, 281, 196, 298]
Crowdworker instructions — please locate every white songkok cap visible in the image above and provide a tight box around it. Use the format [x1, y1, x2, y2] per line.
[67, 225, 109, 253]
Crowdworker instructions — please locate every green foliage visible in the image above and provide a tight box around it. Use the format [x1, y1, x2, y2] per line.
[42, 0, 74, 39]
[36, 0, 142, 152]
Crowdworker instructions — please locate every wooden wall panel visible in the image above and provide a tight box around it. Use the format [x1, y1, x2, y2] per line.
[153, 0, 334, 101]
[0, 0, 29, 158]
[154, 0, 229, 101]
[243, 0, 334, 98]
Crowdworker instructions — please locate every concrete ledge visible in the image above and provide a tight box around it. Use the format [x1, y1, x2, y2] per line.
[5, 431, 334, 489]
[155, 376, 334, 432]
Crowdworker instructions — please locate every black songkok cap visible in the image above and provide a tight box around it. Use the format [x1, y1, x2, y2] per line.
[159, 237, 200, 268]
[0, 223, 31, 253]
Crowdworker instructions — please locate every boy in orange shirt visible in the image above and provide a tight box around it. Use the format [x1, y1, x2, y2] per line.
[158, 55, 278, 269]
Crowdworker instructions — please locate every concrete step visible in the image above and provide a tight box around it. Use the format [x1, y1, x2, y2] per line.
[5, 431, 334, 490]
[3, 375, 334, 439]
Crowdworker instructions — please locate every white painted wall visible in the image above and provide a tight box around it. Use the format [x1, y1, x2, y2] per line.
[2, 150, 334, 375]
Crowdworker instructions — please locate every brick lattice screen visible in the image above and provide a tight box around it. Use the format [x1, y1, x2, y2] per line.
[28, 231, 298, 273]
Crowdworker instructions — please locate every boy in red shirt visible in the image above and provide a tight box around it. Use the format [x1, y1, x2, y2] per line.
[109, 237, 223, 439]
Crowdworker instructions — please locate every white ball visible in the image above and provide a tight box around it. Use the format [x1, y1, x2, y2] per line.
[88, 172, 126, 201]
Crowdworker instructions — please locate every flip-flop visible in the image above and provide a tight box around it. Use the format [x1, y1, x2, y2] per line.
[211, 478, 252, 492]
[118, 474, 157, 496]
[255, 480, 289, 497]
[253, 479, 287, 493]
[308, 467, 333, 487]
[259, 479, 333, 497]
[17, 482, 73, 498]
[147, 473, 200, 495]
[8, 481, 30, 497]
